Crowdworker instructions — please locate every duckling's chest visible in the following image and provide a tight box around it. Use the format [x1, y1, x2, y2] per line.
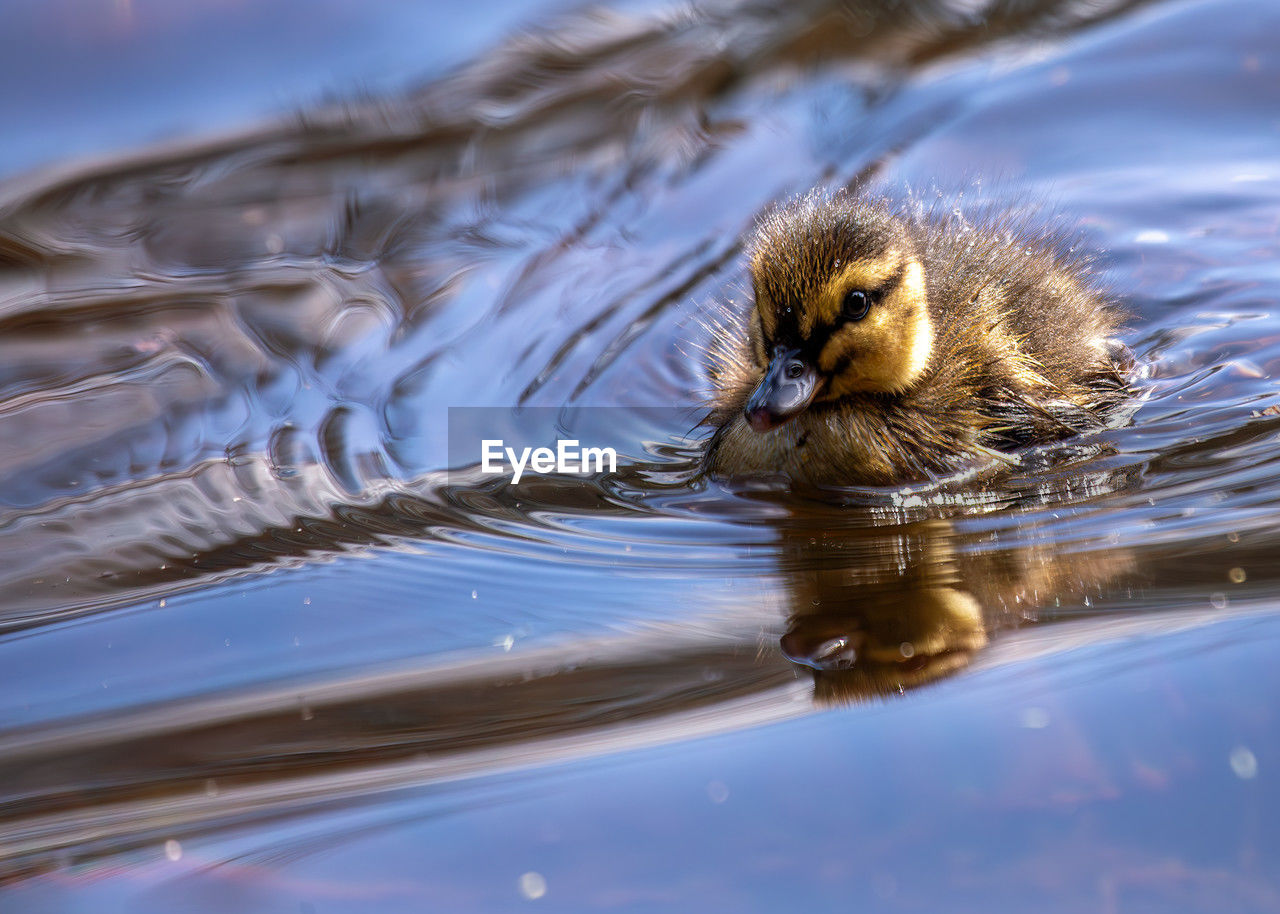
[708, 402, 976, 486]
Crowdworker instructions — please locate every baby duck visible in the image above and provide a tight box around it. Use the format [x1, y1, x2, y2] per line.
[703, 189, 1131, 486]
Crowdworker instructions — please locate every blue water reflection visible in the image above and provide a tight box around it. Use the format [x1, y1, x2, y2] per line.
[3, 0, 1280, 908]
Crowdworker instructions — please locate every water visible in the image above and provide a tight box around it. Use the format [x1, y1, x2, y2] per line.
[3, 0, 1280, 909]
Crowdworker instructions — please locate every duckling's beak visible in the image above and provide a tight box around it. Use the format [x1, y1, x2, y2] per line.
[744, 347, 822, 433]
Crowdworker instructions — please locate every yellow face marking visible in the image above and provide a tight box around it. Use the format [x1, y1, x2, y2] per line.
[816, 260, 933, 396]
[804, 252, 903, 334]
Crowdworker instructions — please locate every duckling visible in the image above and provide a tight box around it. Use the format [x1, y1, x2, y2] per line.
[703, 189, 1131, 486]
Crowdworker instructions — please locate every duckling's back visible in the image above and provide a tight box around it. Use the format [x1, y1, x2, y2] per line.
[911, 206, 1129, 447]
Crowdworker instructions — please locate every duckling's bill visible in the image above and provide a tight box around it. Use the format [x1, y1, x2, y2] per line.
[744, 345, 824, 432]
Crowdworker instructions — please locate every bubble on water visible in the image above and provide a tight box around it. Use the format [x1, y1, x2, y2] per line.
[164, 839, 182, 862]
[1210, 592, 1228, 610]
[707, 780, 730, 803]
[1229, 567, 1247, 584]
[1230, 746, 1258, 780]
[519, 872, 547, 900]
[1019, 707, 1050, 729]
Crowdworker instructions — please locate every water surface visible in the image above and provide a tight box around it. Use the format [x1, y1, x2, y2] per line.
[2, 0, 1280, 909]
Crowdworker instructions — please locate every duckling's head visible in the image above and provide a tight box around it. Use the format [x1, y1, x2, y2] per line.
[741, 192, 932, 432]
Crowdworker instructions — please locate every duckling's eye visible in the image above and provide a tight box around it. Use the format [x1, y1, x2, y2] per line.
[842, 289, 871, 322]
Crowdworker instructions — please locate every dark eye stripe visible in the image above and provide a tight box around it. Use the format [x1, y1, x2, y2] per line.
[878, 261, 907, 296]
[819, 260, 907, 336]
[824, 349, 855, 377]
[756, 257, 908, 357]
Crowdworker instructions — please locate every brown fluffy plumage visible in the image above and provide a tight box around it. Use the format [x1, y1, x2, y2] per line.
[703, 189, 1131, 485]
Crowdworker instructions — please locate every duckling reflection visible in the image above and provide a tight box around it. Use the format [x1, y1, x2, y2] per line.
[772, 511, 1134, 704]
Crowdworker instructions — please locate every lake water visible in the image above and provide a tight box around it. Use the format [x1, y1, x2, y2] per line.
[2, 0, 1280, 910]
